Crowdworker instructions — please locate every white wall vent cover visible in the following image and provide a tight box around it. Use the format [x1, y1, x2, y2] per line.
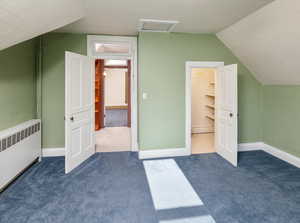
[138, 19, 178, 32]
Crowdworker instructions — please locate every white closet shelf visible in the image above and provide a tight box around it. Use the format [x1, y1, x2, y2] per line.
[206, 104, 214, 109]
[206, 115, 215, 120]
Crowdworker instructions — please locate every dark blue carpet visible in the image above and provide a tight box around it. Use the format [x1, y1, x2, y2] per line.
[105, 109, 127, 127]
[0, 151, 300, 223]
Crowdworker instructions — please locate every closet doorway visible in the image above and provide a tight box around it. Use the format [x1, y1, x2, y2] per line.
[186, 61, 238, 166]
[191, 68, 216, 154]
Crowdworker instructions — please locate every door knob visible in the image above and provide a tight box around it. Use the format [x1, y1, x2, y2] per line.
[70, 117, 74, 121]
[229, 113, 233, 117]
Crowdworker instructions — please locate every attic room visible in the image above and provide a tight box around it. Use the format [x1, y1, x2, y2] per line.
[0, 0, 299, 222]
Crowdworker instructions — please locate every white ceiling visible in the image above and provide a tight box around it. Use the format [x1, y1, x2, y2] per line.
[57, 0, 273, 35]
[0, 0, 85, 50]
[217, 0, 300, 85]
[3, 0, 295, 85]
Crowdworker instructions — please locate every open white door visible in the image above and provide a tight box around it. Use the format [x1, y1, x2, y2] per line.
[215, 64, 238, 166]
[65, 51, 95, 173]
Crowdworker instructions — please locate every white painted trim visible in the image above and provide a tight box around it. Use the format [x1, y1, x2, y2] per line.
[263, 143, 300, 168]
[237, 142, 300, 168]
[140, 143, 262, 160]
[238, 142, 264, 152]
[42, 148, 65, 157]
[185, 61, 224, 156]
[87, 35, 136, 59]
[87, 35, 138, 152]
[139, 148, 189, 160]
[41, 143, 300, 168]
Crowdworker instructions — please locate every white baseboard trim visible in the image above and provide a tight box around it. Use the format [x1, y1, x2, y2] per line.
[42, 147, 65, 157]
[263, 143, 300, 168]
[238, 142, 264, 152]
[41, 143, 300, 168]
[139, 148, 189, 160]
[238, 142, 300, 168]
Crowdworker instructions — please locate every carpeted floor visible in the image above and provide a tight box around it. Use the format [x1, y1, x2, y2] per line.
[0, 151, 300, 223]
[105, 109, 128, 127]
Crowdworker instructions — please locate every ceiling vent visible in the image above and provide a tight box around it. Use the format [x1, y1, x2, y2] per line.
[138, 19, 179, 32]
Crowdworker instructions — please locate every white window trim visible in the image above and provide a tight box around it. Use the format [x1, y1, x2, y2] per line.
[88, 35, 135, 59]
[87, 35, 138, 151]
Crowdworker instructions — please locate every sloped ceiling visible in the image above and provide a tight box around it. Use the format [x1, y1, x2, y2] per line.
[57, 0, 273, 35]
[217, 0, 300, 85]
[0, 0, 85, 50]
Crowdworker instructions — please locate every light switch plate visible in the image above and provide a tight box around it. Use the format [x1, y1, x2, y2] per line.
[142, 92, 148, 100]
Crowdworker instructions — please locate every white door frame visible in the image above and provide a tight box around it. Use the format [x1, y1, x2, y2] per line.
[87, 35, 138, 151]
[185, 61, 224, 155]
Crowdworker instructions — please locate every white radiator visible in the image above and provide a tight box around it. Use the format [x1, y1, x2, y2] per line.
[0, 119, 41, 191]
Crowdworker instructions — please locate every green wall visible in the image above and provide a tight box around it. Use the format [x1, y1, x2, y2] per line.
[40, 32, 299, 159]
[1, 32, 298, 159]
[0, 39, 37, 131]
[41, 33, 87, 148]
[39, 32, 263, 150]
[262, 86, 300, 158]
[138, 32, 263, 150]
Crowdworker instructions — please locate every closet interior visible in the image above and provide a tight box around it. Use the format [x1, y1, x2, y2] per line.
[191, 68, 216, 154]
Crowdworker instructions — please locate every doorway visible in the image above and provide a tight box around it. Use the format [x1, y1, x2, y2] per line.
[94, 59, 131, 152]
[104, 61, 131, 128]
[87, 35, 138, 152]
[191, 68, 216, 154]
[186, 61, 238, 166]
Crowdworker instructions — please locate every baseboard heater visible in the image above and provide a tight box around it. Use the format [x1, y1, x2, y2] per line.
[0, 119, 41, 191]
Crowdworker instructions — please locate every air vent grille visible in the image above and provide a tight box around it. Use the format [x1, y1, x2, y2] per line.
[138, 19, 179, 32]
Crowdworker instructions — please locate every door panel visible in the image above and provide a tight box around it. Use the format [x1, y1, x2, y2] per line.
[65, 52, 95, 174]
[215, 64, 238, 166]
[71, 127, 81, 157]
[83, 59, 92, 107]
[70, 58, 81, 111]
